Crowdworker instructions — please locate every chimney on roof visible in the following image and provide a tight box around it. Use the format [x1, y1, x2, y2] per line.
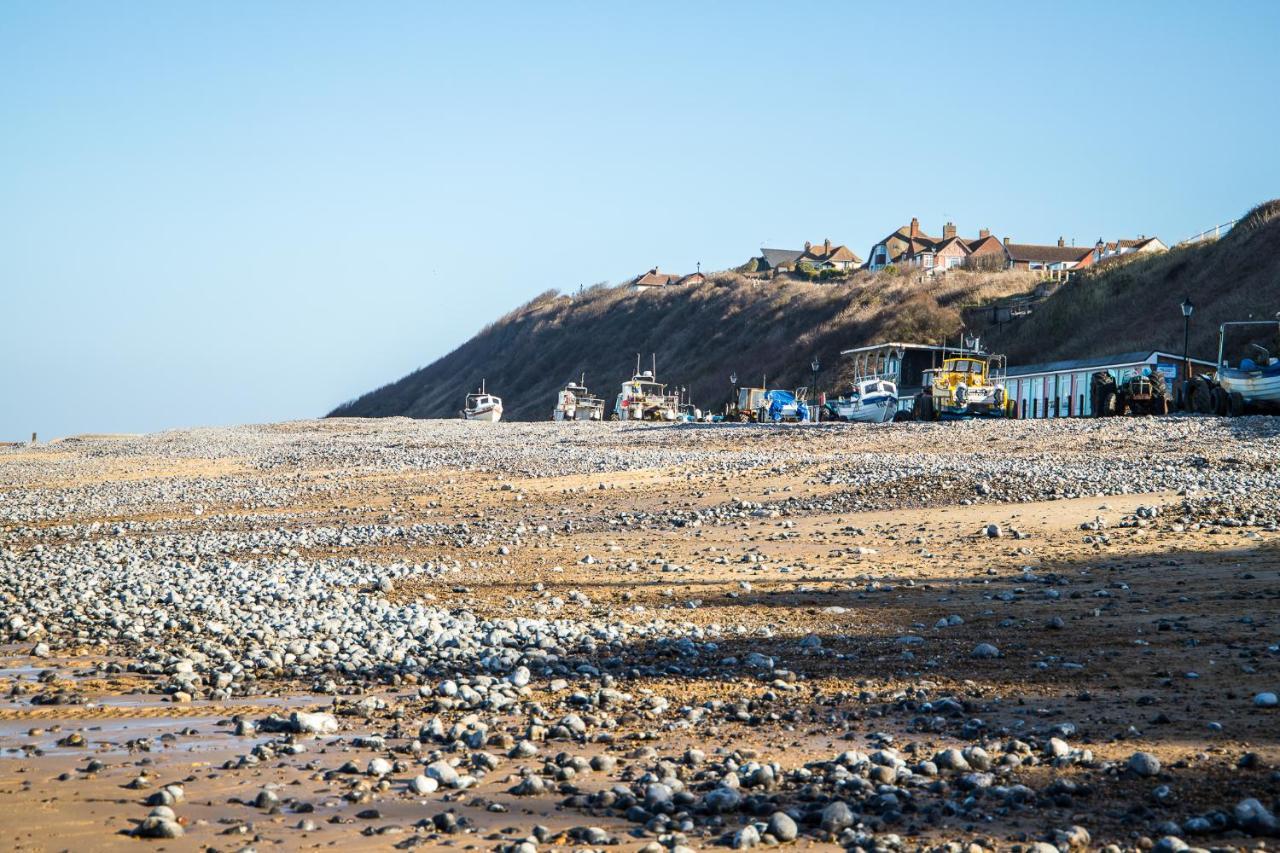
[823, 238, 831, 254]
[979, 228, 990, 239]
[804, 240, 811, 251]
[942, 222, 956, 240]
[1003, 236, 1011, 247]
[1057, 236, 1065, 248]
[909, 217, 920, 238]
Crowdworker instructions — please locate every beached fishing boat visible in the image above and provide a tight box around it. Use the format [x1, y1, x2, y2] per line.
[1185, 319, 1280, 415]
[462, 381, 503, 422]
[823, 377, 898, 423]
[611, 355, 680, 421]
[553, 376, 605, 422]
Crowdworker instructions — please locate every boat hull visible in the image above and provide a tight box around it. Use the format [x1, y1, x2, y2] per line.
[828, 395, 897, 423]
[464, 406, 502, 422]
[1218, 367, 1280, 404]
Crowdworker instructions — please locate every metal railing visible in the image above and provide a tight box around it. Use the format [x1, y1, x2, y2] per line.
[1176, 220, 1237, 246]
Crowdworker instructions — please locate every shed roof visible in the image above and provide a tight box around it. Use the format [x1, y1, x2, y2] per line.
[840, 341, 986, 357]
[1006, 350, 1215, 377]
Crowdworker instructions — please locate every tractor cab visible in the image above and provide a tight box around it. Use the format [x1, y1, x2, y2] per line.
[940, 357, 988, 383]
[917, 353, 1010, 420]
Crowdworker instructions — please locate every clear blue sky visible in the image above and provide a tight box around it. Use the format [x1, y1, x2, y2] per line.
[3, 1, 1277, 438]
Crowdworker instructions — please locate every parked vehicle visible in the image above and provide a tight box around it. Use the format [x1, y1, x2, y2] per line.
[462, 381, 503, 422]
[760, 388, 811, 422]
[676, 402, 706, 422]
[553, 375, 605, 422]
[724, 385, 768, 422]
[1181, 320, 1280, 416]
[724, 385, 811, 422]
[824, 378, 899, 423]
[914, 355, 1011, 420]
[1091, 368, 1169, 417]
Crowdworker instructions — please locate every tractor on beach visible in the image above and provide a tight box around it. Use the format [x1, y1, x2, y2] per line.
[1091, 368, 1169, 417]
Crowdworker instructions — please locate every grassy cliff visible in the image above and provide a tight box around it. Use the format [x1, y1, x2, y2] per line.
[331, 201, 1280, 421]
[329, 269, 1038, 421]
[980, 200, 1280, 364]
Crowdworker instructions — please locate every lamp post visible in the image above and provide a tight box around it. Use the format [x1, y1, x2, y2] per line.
[1181, 297, 1194, 382]
[729, 372, 737, 414]
[810, 356, 820, 417]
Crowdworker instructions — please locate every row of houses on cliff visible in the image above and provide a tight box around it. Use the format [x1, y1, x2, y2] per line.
[864, 217, 1167, 274]
[629, 217, 1167, 290]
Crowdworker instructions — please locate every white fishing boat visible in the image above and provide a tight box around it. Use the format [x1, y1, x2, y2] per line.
[823, 377, 898, 423]
[611, 355, 680, 421]
[1210, 320, 1280, 414]
[553, 376, 605, 422]
[462, 381, 503, 422]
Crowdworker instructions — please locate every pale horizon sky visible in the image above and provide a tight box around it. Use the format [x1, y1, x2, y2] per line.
[3, 1, 1278, 438]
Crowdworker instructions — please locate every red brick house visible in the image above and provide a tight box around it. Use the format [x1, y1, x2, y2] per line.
[866, 219, 1000, 272]
[965, 231, 1008, 266]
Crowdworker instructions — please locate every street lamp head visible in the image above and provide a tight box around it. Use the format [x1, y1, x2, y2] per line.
[729, 372, 737, 385]
[810, 357, 820, 373]
[1181, 297, 1194, 317]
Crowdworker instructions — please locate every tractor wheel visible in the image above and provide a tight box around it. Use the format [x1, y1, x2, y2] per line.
[1228, 391, 1246, 417]
[1191, 380, 1215, 414]
[1210, 386, 1229, 416]
[916, 395, 934, 422]
[1097, 390, 1116, 417]
[1155, 395, 1169, 416]
[736, 411, 750, 423]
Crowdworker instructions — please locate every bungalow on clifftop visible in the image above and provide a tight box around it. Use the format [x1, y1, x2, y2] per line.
[1003, 237, 1096, 271]
[630, 267, 706, 291]
[755, 239, 862, 275]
